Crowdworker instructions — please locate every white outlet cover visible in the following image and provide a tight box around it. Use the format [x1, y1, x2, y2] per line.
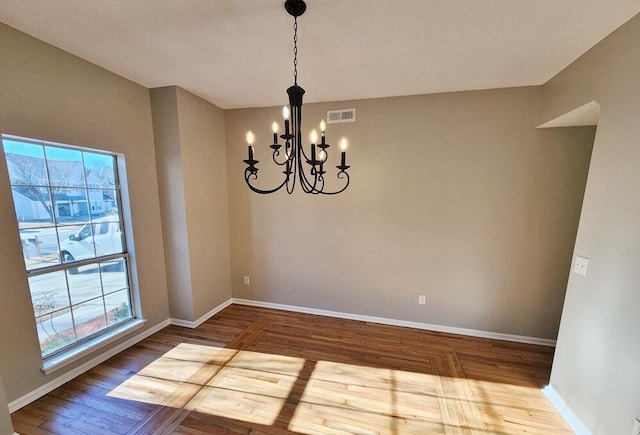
[574, 255, 589, 276]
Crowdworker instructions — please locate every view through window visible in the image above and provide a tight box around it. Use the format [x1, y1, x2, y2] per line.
[2, 135, 134, 358]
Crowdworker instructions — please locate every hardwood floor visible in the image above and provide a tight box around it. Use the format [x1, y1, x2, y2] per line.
[11, 305, 571, 434]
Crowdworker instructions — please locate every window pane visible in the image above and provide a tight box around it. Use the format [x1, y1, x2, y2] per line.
[84, 153, 116, 190]
[72, 299, 107, 340]
[3, 140, 49, 186]
[94, 220, 123, 257]
[105, 290, 132, 326]
[56, 224, 82, 254]
[88, 189, 118, 220]
[67, 267, 103, 305]
[60, 222, 97, 263]
[29, 271, 70, 315]
[30, 271, 75, 358]
[101, 258, 128, 294]
[20, 225, 63, 271]
[37, 309, 76, 357]
[44, 146, 85, 188]
[12, 186, 53, 225]
[52, 187, 89, 224]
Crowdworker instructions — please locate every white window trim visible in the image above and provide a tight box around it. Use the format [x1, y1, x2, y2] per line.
[41, 318, 146, 375]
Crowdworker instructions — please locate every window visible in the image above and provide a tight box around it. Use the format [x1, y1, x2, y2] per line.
[2, 135, 134, 359]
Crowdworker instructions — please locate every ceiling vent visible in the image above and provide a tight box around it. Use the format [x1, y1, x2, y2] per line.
[327, 108, 356, 124]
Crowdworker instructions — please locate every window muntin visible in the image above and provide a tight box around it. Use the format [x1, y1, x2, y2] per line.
[2, 135, 134, 358]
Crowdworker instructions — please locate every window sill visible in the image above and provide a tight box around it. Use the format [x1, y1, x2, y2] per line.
[41, 319, 146, 375]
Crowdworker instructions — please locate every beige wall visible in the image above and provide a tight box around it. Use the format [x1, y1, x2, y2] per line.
[176, 88, 232, 318]
[0, 23, 170, 401]
[539, 14, 640, 435]
[151, 87, 195, 320]
[226, 86, 594, 340]
[0, 373, 14, 435]
[151, 86, 232, 322]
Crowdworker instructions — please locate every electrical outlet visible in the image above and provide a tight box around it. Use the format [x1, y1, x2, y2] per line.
[418, 295, 426, 305]
[632, 418, 640, 435]
[574, 255, 589, 276]
[243, 276, 250, 285]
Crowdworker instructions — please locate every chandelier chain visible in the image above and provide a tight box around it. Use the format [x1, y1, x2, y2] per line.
[293, 16, 298, 85]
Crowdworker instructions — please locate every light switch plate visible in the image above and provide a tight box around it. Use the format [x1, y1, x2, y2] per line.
[574, 256, 589, 276]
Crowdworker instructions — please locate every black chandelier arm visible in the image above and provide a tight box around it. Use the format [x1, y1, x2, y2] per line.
[297, 156, 322, 194]
[291, 126, 322, 193]
[291, 107, 319, 194]
[244, 167, 291, 195]
[296, 164, 313, 193]
[292, 138, 350, 195]
[271, 146, 293, 166]
[307, 174, 326, 195]
[296, 137, 312, 162]
[285, 171, 296, 194]
[285, 154, 297, 194]
[317, 170, 350, 195]
[299, 169, 350, 195]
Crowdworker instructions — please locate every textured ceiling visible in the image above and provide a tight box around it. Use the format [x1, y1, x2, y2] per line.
[0, 1, 639, 109]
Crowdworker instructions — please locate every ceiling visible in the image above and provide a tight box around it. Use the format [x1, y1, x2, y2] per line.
[0, 1, 639, 109]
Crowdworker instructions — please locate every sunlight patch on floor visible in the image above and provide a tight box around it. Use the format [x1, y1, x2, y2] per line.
[108, 343, 236, 408]
[108, 342, 305, 425]
[289, 360, 447, 434]
[107, 343, 568, 433]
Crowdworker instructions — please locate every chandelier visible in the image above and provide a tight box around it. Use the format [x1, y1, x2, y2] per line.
[243, 0, 351, 195]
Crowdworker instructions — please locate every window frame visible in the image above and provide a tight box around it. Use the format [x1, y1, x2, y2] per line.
[2, 134, 138, 363]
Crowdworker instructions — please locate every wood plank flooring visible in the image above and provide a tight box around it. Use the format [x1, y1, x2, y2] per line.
[11, 305, 571, 434]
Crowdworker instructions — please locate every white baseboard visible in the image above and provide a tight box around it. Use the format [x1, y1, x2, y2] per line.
[8, 319, 170, 413]
[170, 298, 233, 329]
[543, 385, 591, 435]
[231, 298, 556, 347]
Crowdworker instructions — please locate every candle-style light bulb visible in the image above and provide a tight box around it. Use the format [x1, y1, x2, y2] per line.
[310, 129, 318, 144]
[319, 119, 326, 144]
[283, 106, 291, 136]
[272, 122, 278, 133]
[318, 149, 326, 174]
[246, 131, 255, 162]
[339, 137, 347, 168]
[340, 137, 348, 151]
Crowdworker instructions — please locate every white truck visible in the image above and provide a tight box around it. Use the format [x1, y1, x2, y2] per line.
[60, 218, 123, 272]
